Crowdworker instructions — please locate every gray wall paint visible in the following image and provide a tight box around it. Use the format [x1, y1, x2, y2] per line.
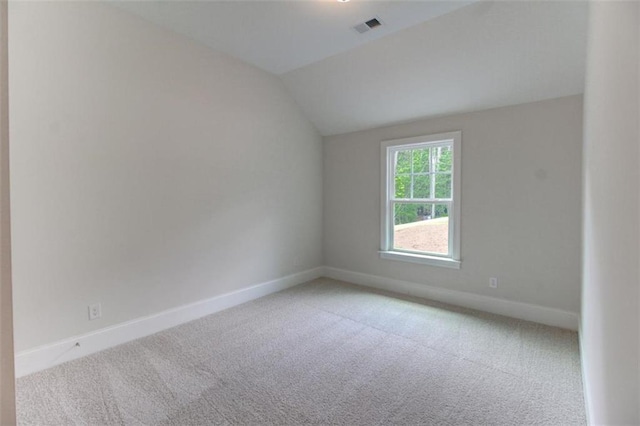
[0, 0, 15, 422]
[581, 2, 639, 424]
[9, 2, 323, 352]
[324, 96, 583, 313]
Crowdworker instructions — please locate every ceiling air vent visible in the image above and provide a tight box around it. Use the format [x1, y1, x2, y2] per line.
[353, 17, 382, 34]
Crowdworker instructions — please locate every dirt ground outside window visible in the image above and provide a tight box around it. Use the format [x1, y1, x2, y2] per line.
[394, 217, 449, 254]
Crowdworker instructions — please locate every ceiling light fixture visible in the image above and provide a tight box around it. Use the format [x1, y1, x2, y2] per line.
[337, 0, 350, 3]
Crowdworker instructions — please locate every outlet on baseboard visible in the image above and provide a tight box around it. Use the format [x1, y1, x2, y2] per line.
[88, 303, 102, 320]
[489, 277, 498, 289]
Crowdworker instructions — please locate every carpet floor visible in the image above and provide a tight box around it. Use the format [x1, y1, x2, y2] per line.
[17, 278, 586, 425]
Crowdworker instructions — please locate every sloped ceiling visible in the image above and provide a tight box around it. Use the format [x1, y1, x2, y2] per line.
[281, 1, 588, 135]
[114, 1, 476, 75]
[115, 1, 588, 136]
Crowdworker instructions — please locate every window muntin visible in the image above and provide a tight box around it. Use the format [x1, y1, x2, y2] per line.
[381, 132, 461, 267]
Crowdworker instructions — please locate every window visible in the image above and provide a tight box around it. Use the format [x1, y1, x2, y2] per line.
[380, 131, 461, 269]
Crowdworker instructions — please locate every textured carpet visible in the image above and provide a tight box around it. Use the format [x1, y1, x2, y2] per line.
[17, 278, 586, 425]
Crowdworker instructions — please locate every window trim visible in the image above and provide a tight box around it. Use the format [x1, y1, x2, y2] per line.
[380, 131, 461, 269]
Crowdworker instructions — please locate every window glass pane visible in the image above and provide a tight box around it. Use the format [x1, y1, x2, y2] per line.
[434, 146, 452, 173]
[411, 148, 430, 173]
[412, 175, 431, 198]
[395, 151, 411, 174]
[435, 173, 452, 199]
[393, 203, 449, 255]
[395, 175, 411, 198]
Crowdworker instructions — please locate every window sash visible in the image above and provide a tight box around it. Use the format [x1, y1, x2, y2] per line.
[390, 201, 453, 258]
[392, 144, 452, 201]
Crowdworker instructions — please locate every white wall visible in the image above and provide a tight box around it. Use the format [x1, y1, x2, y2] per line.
[0, 0, 15, 423]
[324, 96, 583, 313]
[9, 2, 323, 352]
[581, 1, 640, 424]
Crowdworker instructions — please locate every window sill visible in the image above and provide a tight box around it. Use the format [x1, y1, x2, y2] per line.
[379, 250, 461, 269]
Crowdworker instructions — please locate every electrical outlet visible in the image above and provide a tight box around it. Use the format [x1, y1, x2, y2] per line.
[489, 277, 498, 289]
[88, 303, 101, 320]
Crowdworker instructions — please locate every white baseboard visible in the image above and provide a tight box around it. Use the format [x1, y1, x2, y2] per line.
[15, 267, 323, 378]
[322, 266, 579, 331]
[15, 266, 579, 378]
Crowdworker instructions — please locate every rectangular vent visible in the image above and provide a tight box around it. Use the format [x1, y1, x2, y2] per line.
[365, 18, 381, 29]
[353, 16, 383, 34]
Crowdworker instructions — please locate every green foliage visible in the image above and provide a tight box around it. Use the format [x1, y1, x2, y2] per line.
[435, 148, 452, 199]
[393, 146, 452, 225]
[394, 175, 410, 198]
[396, 151, 411, 173]
[394, 203, 448, 225]
[394, 204, 417, 225]
[412, 148, 430, 173]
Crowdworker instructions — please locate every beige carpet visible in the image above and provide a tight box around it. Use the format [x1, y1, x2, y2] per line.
[17, 278, 586, 425]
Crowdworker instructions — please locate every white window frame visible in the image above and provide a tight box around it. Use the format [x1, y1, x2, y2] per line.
[379, 131, 461, 269]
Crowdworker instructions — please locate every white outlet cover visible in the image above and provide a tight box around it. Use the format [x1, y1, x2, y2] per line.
[489, 278, 498, 288]
[89, 303, 102, 320]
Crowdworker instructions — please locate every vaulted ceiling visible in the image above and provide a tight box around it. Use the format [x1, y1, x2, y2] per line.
[115, 1, 588, 136]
